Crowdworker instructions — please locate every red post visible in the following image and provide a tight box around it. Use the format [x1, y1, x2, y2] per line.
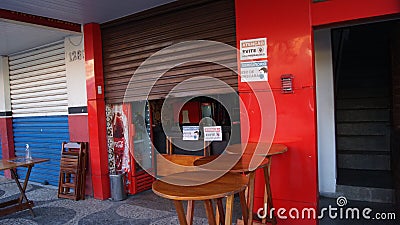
[84, 23, 110, 200]
[0, 117, 15, 178]
[0, 56, 14, 179]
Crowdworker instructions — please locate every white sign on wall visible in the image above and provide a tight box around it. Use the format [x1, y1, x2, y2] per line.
[182, 126, 200, 140]
[240, 60, 268, 82]
[65, 36, 87, 108]
[204, 126, 222, 141]
[240, 38, 267, 60]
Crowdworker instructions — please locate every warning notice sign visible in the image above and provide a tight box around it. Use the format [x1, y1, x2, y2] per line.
[203, 126, 222, 141]
[182, 126, 200, 141]
[240, 38, 267, 60]
[240, 60, 268, 82]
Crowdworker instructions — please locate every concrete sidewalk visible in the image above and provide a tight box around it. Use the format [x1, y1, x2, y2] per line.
[0, 177, 235, 225]
[0, 177, 398, 225]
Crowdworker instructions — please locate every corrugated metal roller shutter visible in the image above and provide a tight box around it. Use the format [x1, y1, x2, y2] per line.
[8, 41, 69, 185]
[101, 0, 237, 103]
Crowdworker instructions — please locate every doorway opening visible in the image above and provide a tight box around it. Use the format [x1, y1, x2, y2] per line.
[332, 20, 400, 203]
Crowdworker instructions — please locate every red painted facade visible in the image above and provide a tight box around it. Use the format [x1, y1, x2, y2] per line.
[84, 23, 110, 200]
[0, 8, 81, 32]
[311, 0, 400, 27]
[236, 0, 318, 224]
[68, 114, 93, 196]
[68, 115, 89, 142]
[235, 0, 400, 224]
[0, 117, 15, 178]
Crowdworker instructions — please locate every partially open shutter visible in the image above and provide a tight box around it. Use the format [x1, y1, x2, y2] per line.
[8, 41, 69, 186]
[101, 0, 237, 103]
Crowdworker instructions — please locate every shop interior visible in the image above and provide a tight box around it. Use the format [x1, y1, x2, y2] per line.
[149, 93, 241, 157]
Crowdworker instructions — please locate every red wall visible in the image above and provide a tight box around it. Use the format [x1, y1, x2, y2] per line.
[236, 0, 400, 224]
[68, 114, 92, 196]
[84, 23, 110, 200]
[177, 102, 201, 124]
[311, 0, 400, 26]
[235, 0, 318, 224]
[0, 117, 15, 178]
[68, 115, 89, 142]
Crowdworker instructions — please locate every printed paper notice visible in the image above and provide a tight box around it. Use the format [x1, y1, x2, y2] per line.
[204, 126, 222, 141]
[240, 38, 267, 60]
[182, 126, 200, 140]
[240, 61, 268, 82]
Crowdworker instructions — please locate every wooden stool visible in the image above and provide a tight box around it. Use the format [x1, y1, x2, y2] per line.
[261, 144, 288, 225]
[152, 171, 248, 225]
[195, 143, 288, 224]
[194, 153, 270, 225]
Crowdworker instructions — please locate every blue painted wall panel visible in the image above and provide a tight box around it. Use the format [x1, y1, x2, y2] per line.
[13, 116, 69, 186]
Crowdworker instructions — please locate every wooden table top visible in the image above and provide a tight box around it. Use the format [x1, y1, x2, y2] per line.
[193, 154, 270, 173]
[160, 154, 203, 166]
[225, 143, 288, 156]
[0, 158, 49, 171]
[152, 171, 248, 201]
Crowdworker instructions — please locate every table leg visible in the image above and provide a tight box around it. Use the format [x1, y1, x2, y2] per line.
[239, 190, 248, 225]
[186, 200, 194, 225]
[247, 172, 256, 225]
[174, 200, 188, 225]
[20, 166, 33, 201]
[10, 167, 35, 217]
[204, 199, 216, 225]
[225, 195, 234, 225]
[262, 160, 276, 225]
[216, 198, 225, 225]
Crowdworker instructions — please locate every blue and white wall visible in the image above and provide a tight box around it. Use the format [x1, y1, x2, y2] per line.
[8, 41, 70, 185]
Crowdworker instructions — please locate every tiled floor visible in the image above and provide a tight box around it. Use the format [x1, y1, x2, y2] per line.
[0, 177, 398, 225]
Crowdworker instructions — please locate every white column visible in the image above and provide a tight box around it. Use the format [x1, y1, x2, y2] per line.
[315, 28, 337, 195]
[65, 35, 87, 112]
[0, 56, 11, 115]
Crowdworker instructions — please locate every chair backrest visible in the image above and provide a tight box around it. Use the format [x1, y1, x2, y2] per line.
[166, 136, 210, 156]
[156, 154, 202, 177]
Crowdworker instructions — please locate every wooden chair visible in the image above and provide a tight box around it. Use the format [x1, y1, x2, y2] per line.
[58, 142, 87, 200]
[166, 136, 210, 156]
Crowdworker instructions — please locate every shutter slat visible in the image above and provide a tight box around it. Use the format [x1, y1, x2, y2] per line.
[9, 41, 68, 117]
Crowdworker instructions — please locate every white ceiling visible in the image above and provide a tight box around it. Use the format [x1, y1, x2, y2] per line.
[0, 0, 175, 55]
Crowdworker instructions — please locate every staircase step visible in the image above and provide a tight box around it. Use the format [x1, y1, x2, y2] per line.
[336, 97, 390, 109]
[337, 153, 390, 170]
[338, 77, 389, 88]
[336, 185, 395, 204]
[336, 122, 389, 136]
[337, 150, 390, 155]
[336, 136, 389, 151]
[337, 88, 390, 99]
[336, 109, 390, 122]
[337, 169, 393, 189]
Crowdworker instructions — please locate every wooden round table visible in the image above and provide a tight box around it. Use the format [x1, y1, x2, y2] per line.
[152, 171, 248, 225]
[194, 143, 288, 225]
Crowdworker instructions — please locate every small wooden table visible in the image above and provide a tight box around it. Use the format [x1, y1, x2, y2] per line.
[195, 143, 288, 225]
[152, 171, 248, 225]
[0, 157, 49, 217]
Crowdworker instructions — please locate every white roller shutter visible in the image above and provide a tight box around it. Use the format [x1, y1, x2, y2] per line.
[9, 41, 68, 117]
[8, 40, 70, 186]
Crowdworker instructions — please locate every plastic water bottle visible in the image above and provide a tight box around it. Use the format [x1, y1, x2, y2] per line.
[25, 144, 32, 161]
